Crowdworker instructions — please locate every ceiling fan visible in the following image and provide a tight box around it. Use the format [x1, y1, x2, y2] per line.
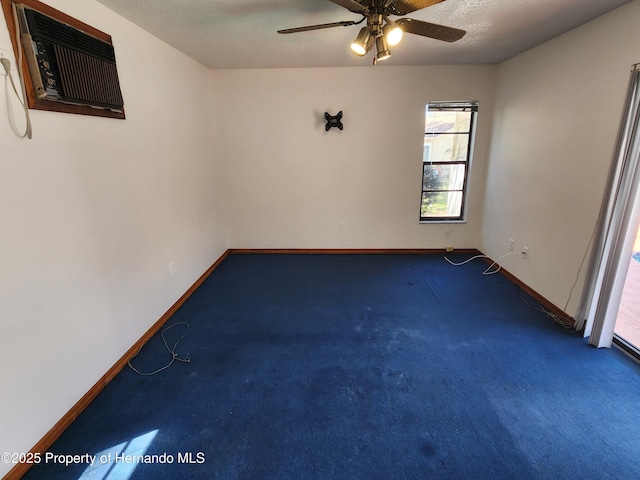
[277, 0, 466, 63]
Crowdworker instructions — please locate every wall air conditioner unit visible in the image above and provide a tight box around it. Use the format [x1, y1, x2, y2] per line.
[13, 2, 124, 115]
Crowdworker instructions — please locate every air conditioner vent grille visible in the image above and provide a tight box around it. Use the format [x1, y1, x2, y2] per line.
[53, 44, 124, 110]
[25, 7, 115, 62]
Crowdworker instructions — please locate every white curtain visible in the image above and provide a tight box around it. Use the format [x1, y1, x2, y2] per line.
[575, 65, 640, 348]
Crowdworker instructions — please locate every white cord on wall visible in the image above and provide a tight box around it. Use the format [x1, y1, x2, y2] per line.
[1, 56, 32, 139]
[0, 1, 34, 139]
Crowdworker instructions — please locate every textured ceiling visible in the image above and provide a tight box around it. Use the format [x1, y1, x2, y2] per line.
[94, 0, 632, 69]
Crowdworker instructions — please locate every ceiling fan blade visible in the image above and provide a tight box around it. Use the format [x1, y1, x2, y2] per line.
[396, 18, 465, 42]
[278, 20, 357, 34]
[392, 0, 446, 16]
[328, 0, 369, 14]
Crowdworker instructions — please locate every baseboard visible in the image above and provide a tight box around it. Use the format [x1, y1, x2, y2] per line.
[4, 249, 231, 480]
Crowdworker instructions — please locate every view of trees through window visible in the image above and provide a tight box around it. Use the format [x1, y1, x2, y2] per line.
[420, 102, 477, 221]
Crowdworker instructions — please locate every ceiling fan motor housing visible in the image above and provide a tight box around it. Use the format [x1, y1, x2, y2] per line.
[367, 13, 385, 35]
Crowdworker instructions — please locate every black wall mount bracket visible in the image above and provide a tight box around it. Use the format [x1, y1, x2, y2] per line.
[324, 111, 343, 131]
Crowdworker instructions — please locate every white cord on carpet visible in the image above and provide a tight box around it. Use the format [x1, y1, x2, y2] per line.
[444, 251, 521, 275]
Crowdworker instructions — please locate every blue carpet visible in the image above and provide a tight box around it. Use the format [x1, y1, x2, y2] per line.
[22, 254, 640, 479]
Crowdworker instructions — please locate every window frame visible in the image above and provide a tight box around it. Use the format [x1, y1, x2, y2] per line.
[419, 101, 477, 223]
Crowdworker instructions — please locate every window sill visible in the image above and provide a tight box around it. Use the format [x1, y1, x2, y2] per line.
[419, 220, 467, 224]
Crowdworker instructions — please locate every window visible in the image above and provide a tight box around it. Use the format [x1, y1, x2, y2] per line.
[420, 101, 477, 222]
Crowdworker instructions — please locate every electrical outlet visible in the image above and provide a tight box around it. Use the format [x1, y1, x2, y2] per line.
[509, 239, 515, 251]
[339, 222, 346, 232]
[522, 247, 529, 259]
[444, 228, 452, 238]
[169, 262, 176, 276]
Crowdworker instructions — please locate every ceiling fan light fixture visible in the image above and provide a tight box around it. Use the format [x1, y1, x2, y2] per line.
[278, 1, 467, 63]
[350, 27, 371, 56]
[383, 21, 403, 46]
[375, 35, 391, 61]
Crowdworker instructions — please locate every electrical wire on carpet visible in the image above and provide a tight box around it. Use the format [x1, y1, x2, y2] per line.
[444, 251, 521, 275]
[444, 252, 576, 329]
[520, 294, 575, 330]
[128, 322, 191, 376]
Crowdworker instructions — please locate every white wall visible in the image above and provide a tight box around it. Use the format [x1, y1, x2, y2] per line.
[481, 0, 640, 315]
[0, 1, 226, 475]
[212, 65, 496, 249]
